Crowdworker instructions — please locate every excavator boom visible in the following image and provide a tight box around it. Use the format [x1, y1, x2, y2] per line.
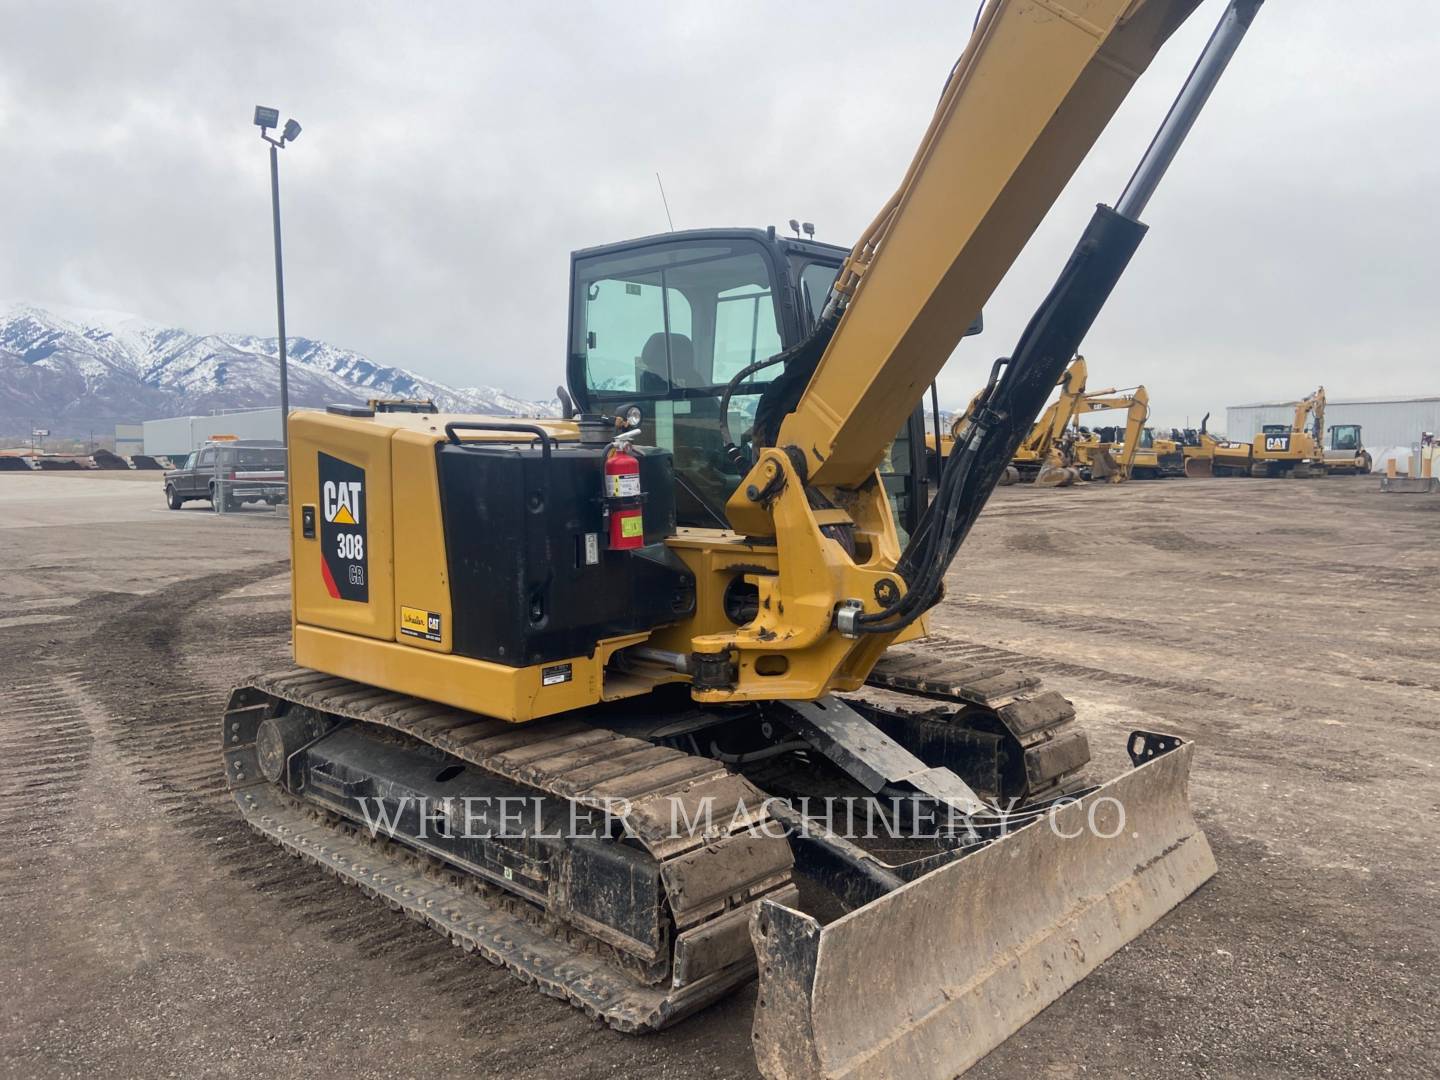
[779, 0, 1206, 487]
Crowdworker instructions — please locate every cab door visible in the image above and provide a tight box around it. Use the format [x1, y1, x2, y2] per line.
[191, 447, 215, 497]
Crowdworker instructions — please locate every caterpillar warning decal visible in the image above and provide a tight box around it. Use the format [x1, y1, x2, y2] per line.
[319, 453, 368, 602]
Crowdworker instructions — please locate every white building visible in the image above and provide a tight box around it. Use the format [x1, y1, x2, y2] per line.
[142, 408, 287, 458]
[114, 423, 144, 457]
[1226, 395, 1440, 469]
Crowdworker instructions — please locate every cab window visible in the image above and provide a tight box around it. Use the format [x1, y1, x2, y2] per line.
[792, 260, 841, 330]
[583, 280, 692, 393]
[713, 283, 782, 384]
[573, 240, 780, 398]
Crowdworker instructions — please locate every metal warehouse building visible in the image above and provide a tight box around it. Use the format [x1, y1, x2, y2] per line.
[1226, 395, 1440, 461]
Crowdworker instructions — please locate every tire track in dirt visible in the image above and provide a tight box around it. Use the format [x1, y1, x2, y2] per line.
[64, 565, 645, 1067]
[73, 567, 437, 923]
[0, 676, 94, 904]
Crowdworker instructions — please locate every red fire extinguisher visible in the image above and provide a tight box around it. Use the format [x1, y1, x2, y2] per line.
[604, 433, 645, 550]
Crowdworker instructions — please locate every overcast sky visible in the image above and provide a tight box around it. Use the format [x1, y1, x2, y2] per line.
[2, 1, 1437, 428]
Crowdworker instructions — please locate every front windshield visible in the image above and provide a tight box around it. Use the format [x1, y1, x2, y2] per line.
[575, 240, 782, 398]
[573, 239, 788, 523]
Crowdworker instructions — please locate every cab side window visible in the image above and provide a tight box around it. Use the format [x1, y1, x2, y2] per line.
[583, 279, 693, 393]
[712, 284, 782, 385]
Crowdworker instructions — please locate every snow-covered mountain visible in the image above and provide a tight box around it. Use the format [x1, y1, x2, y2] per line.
[0, 301, 557, 437]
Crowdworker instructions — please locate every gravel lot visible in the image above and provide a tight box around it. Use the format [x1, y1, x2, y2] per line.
[2, 470, 1436, 1079]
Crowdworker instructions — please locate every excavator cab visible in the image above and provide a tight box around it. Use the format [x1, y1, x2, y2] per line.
[564, 228, 932, 537]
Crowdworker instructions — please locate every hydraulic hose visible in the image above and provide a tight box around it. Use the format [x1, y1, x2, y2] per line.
[854, 204, 1149, 634]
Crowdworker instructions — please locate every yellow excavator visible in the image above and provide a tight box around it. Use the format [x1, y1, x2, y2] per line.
[946, 355, 1090, 486]
[1071, 385, 1151, 481]
[222, 3, 1265, 1077]
[1180, 411, 1255, 476]
[1018, 357, 1091, 486]
[1251, 385, 1327, 477]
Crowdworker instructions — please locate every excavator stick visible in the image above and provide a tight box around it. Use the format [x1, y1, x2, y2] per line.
[752, 734, 1215, 1080]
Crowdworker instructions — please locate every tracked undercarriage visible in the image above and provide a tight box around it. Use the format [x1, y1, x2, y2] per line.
[223, 646, 1093, 1030]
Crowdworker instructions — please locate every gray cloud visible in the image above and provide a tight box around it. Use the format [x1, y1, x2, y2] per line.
[2, 1, 1436, 428]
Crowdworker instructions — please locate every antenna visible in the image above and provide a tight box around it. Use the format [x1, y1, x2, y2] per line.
[655, 172, 675, 232]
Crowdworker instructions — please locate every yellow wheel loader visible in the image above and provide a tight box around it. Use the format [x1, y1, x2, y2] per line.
[222, 3, 1266, 1077]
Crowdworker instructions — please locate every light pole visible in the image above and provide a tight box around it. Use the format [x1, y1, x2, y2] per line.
[253, 106, 301, 469]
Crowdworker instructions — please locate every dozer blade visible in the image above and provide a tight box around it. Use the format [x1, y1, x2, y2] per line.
[1183, 456, 1214, 478]
[750, 734, 1215, 1080]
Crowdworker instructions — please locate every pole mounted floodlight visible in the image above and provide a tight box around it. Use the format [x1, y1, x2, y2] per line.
[254, 105, 302, 492]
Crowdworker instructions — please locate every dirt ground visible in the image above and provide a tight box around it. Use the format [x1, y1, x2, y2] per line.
[2, 470, 1437, 1079]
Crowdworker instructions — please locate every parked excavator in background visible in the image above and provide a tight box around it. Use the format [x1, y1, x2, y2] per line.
[1071, 386, 1151, 481]
[944, 356, 1091, 486]
[1179, 412, 1254, 476]
[1251, 385, 1327, 477]
[220, 3, 1267, 1078]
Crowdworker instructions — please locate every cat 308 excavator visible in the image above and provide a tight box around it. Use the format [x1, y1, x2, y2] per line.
[222, 4, 1264, 1078]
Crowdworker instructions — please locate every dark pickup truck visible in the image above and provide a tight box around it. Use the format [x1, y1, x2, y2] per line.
[164, 440, 287, 511]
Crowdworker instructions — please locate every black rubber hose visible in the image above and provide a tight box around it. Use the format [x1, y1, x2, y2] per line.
[855, 204, 1149, 634]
